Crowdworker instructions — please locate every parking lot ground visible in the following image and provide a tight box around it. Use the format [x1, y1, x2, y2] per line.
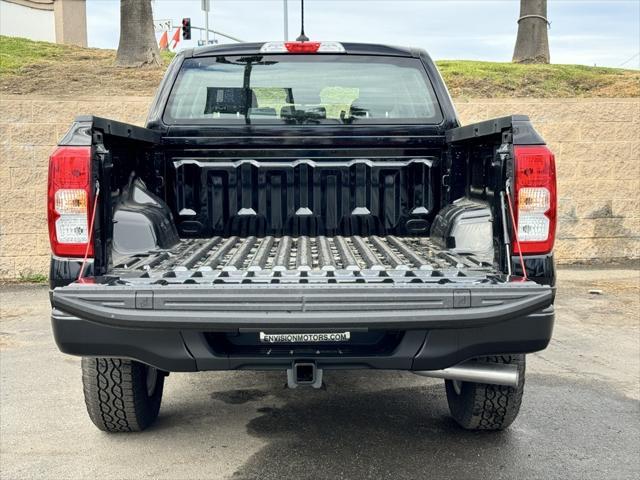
[1, 267, 639, 480]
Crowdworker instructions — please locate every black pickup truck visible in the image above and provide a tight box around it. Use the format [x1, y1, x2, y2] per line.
[48, 41, 556, 432]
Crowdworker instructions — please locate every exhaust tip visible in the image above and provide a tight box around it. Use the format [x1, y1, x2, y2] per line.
[414, 361, 520, 388]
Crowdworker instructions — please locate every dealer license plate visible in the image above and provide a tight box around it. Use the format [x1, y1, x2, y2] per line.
[259, 332, 351, 344]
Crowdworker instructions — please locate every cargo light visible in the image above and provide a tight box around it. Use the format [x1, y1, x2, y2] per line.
[259, 41, 345, 54]
[47, 146, 94, 257]
[512, 145, 557, 255]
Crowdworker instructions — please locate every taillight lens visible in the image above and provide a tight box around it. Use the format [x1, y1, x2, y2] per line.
[47, 146, 93, 257]
[513, 145, 557, 254]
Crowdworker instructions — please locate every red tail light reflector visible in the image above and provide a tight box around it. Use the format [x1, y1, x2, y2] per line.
[47, 146, 94, 257]
[512, 145, 557, 255]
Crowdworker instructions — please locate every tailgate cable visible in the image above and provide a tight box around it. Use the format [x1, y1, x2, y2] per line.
[499, 192, 512, 276]
[77, 181, 100, 282]
[505, 182, 528, 281]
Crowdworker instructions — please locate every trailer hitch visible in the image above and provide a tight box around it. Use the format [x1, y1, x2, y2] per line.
[287, 362, 323, 389]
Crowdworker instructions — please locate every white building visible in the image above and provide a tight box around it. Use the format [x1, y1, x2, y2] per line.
[0, 0, 87, 46]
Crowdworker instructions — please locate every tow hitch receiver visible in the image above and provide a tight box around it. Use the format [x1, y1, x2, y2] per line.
[287, 362, 323, 389]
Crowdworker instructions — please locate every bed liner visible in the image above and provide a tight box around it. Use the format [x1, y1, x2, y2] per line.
[109, 235, 499, 286]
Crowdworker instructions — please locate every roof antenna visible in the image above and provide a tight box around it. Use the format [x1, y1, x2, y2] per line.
[296, 0, 309, 41]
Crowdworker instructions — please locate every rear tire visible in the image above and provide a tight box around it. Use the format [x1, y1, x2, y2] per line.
[445, 354, 525, 430]
[81, 357, 164, 432]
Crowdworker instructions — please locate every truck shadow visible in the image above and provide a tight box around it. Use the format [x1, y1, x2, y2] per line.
[147, 370, 638, 479]
[230, 381, 509, 480]
[225, 372, 639, 480]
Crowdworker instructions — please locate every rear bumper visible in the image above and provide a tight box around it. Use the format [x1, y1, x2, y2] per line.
[52, 306, 554, 372]
[51, 282, 554, 372]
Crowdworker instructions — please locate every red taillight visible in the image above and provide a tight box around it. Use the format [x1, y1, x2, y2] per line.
[47, 146, 94, 257]
[512, 145, 557, 255]
[284, 41, 321, 53]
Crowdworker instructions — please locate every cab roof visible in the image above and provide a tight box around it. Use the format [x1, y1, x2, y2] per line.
[186, 42, 420, 58]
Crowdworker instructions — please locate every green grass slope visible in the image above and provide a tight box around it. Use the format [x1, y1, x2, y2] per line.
[1, 36, 638, 97]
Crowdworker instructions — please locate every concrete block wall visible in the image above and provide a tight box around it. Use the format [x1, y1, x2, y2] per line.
[455, 98, 640, 264]
[0, 96, 638, 279]
[0, 96, 151, 279]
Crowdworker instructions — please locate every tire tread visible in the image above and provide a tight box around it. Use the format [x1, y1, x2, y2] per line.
[445, 354, 525, 431]
[81, 357, 163, 433]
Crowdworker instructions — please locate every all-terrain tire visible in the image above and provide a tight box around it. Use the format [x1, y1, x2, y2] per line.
[445, 354, 525, 431]
[81, 357, 164, 432]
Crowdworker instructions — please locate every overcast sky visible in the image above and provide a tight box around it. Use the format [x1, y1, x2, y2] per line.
[87, 0, 640, 69]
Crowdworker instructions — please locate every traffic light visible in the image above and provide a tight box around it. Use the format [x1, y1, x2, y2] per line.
[182, 18, 191, 40]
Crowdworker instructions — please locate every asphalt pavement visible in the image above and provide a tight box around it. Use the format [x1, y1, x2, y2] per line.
[1, 267, 638, 480]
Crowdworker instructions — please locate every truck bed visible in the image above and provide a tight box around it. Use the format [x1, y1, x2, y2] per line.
[110, 235, 497, 286]
[54, 232, 552, 331]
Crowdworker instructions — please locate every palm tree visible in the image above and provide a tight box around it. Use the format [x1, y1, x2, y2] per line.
[115, 0, 161, 68]
[513, 0, 550, 64]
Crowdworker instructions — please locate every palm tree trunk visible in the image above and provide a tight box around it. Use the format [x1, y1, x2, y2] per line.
[513, 0, 550, 64]
[115, 0, 161, 68]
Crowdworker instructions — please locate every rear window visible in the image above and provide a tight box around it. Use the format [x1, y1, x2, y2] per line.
[164, 54, 443, 125]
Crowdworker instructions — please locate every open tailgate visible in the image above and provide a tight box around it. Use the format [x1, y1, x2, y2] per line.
[52, 235, 553, 331]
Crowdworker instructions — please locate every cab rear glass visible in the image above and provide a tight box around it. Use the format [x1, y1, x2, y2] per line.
[163, 54, 444, 125]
